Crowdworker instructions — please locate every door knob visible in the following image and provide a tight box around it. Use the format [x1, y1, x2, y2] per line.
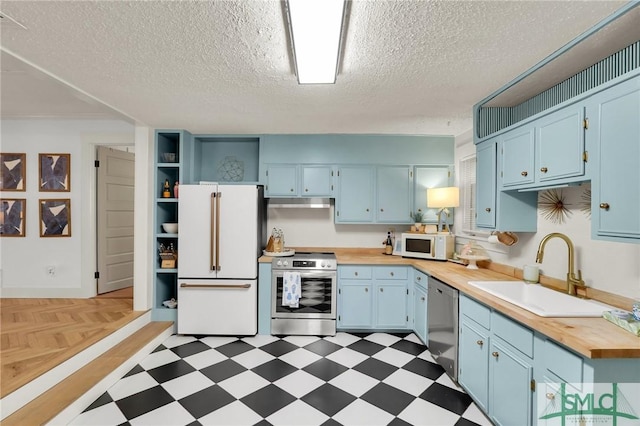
[540, 167, 548, 173]
[521, 171, 528, 176]
[476, 340, 484, 347]
[492, 351, 499, 358]
[599, 202, 610, 210]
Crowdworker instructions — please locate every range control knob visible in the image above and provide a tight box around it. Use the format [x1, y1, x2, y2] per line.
[321, 261, 326, 268]
[283, 260, 289, 267]
[276, 260, 283, 266]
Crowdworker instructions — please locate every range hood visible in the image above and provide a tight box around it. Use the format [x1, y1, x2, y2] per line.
[268, 198, 331, 208]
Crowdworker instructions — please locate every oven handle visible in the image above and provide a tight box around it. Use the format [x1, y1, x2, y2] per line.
[181, 283, 251, 289]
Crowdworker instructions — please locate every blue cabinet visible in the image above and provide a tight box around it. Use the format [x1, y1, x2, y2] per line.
[413, 165, 452, 223]
[501, 125, 535, 188]
[476, 138, 537, 232]
[265, 165, 298, 196]
[459, 295, 533, 426]
[266, 164, 334, 198]
[459, 318, 489, 411]
[338, 266, 409, 331]
[536, 105, 586, 183]
[302, 165, 333, 197]
[412, 269, 428, 344]
[587, 76, 640, 242]
[376, 166, 412, 223]
[335, 166, 374, 223]
[476, 139, 497, 228]
[500, 105, 586, 190]
[489, 339, 533, 426]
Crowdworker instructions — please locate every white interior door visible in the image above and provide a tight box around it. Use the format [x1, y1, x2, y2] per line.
[97, 146, 135, 294]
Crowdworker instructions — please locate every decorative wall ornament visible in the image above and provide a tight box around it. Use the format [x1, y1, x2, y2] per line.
[39, 199, 71, 237]
[217, 156, 244, 182]
[39, 153, 70, 192]
[580, 188, 591, 218]
[0, 198, 26, 237]
[539, 189, 572, 224]
[0, 153, 26, 191]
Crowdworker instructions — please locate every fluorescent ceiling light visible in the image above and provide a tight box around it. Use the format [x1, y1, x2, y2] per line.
[286, 0, 346, 84]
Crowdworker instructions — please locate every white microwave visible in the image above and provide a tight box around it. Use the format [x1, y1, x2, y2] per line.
[401, 233, 455, 260]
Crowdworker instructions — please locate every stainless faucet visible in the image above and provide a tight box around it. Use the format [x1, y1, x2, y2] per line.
[535, 232, 585, 296]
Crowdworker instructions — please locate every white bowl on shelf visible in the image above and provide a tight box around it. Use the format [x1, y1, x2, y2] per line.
[162, 223, 178, 233]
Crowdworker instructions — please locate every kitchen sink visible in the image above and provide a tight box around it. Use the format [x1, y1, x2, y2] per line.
[467, 281, 614, 317]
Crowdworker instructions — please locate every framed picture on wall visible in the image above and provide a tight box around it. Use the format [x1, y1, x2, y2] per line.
[39, 153, 70, 192]
[0, 198, 26, 237]
[39, 199, 71, 237]
[0, 153, 26, 191]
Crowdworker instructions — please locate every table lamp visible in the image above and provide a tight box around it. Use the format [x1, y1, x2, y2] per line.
[427, 187, 459, 234]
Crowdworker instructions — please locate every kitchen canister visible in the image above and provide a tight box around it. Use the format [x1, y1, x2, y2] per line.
[523, 265, 539, 283]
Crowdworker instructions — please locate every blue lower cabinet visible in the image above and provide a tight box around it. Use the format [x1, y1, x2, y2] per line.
[338, 282, 373, 329]
[375, 283, 408, 328]
[489, 338, 533, 426]
[459, 319, 489, 412]
[413, 284, 428, 344]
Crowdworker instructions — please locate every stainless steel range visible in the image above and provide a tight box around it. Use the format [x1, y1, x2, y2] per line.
[271, 252, 337, 336]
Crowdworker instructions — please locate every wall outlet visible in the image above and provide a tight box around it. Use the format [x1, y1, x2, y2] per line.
[387, 228, 395, 240]
[47, 265, 56, 278]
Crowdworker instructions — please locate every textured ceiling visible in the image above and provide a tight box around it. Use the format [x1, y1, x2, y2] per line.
[0, 1, 628, 136]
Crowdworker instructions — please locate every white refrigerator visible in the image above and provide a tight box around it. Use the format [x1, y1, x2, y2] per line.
[177, 183, 266, 335]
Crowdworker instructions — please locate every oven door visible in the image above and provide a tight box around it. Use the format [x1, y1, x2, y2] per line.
[271, 270, 336, 319]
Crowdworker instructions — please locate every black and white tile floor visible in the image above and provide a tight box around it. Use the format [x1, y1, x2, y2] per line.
[71, 332, 493, 426]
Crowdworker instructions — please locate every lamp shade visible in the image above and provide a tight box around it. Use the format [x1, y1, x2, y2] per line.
[427, 187, 460, 208]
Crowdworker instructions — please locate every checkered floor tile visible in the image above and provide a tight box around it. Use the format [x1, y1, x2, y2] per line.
[71, 332, 493, 426]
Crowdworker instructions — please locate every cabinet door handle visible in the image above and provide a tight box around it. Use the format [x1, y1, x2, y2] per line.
[492, 351, 499, 358]
[599, 202, 610, 210]
[366, 208, 370, 212]
[290, 188, 294, 192]
[476, 340, 484, 347]
[546, 393, 555, 400]
[365, 287, 368, 292]
[485, 207, 491, 212]
[305, 188, 309, 192]
[390, 272, 394, 277]
[521, 171, 528, 177]
[540, 167, 548, 173]
[380, 208, 384, 212]
[354, 272, 358, 276]
[421, 297, 425, 301]
[417, 276, 421, 281]
[380, 288, 384, 292]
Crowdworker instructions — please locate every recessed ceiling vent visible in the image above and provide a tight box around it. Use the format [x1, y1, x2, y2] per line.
[0, 11, 28, 30]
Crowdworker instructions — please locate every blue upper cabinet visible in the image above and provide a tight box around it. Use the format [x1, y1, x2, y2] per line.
[335, 166, 374, 223]
[587, 76, 640, 242]
[501, 125, 535, 188]
[265, 164, 297, 196]
[301, 165, 334, 197]
[499, 104, 586, 191]
[376, 166, 412, 223]
[477, 137, 537, 232]
[413, 165, 452, 223]
[536, 105, 586, 183]
[476, 139, 498, 229]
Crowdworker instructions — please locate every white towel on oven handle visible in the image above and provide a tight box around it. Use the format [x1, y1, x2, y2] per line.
[282, 271, 301, 308]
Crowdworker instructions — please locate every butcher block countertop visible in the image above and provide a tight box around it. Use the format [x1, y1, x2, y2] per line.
[260, 248, 640, 359]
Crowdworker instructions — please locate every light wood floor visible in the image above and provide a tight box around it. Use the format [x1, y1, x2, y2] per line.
[93, 286, 134, 299]
[0, 297, 144, 398]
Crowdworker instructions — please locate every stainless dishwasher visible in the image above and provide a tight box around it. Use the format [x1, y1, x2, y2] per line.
[428, 276, 459, 381]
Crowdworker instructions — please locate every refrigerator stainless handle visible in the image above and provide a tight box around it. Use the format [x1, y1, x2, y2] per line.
[210, 193, 216, 271]
[180, 283, 252, 289]
[215, 191, 221, 271]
